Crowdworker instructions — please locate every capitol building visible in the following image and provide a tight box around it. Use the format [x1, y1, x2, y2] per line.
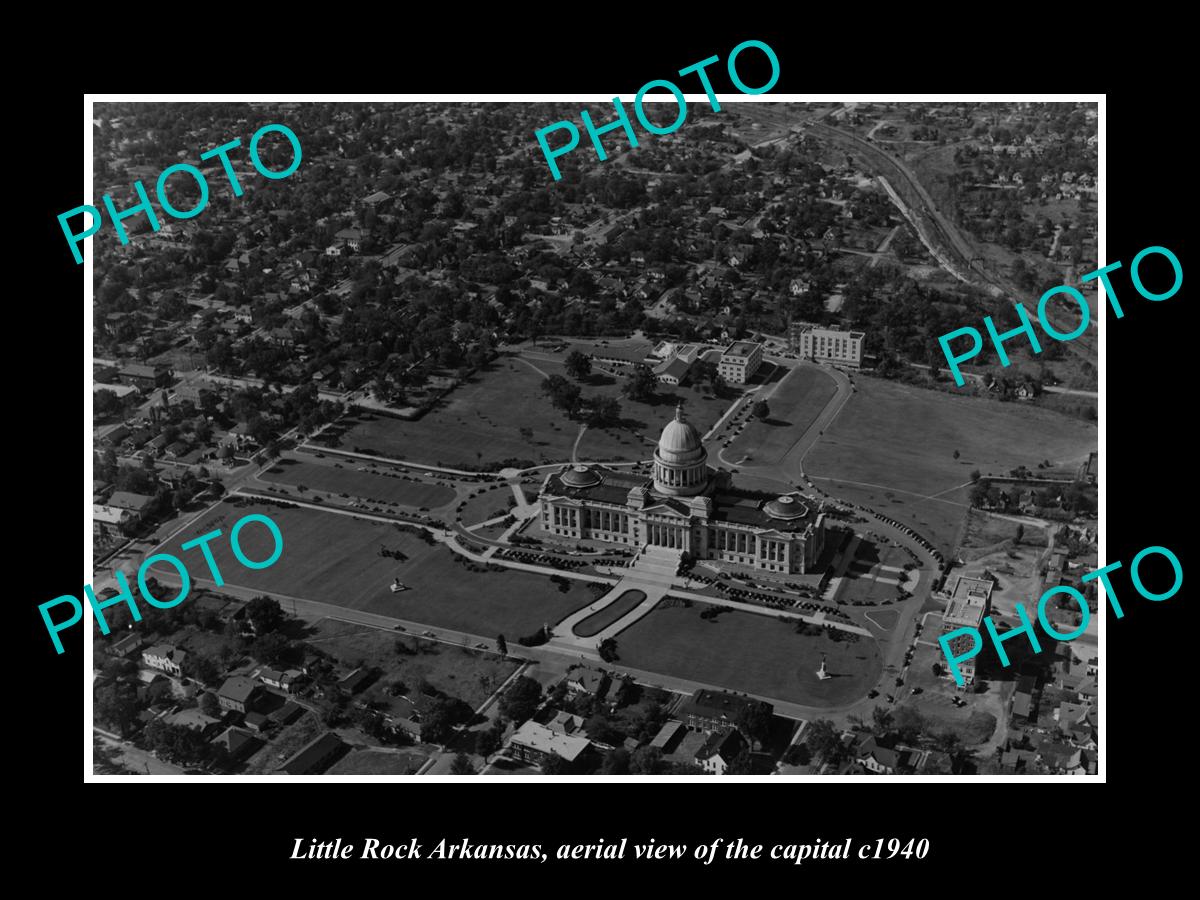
[538, 406, 826, 575]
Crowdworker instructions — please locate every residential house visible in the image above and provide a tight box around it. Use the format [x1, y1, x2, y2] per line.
[856, 735, 916, 775]
[142, 644, 187, 677]
[545, 710, 586, 737]
[258, 667, 305, 693]
[210, 726, 260, 763]
[565, 668, 610, 701]
[217, 675, 261, 714]
[695, 728, 747, 775]
[109, 633, 144, 659]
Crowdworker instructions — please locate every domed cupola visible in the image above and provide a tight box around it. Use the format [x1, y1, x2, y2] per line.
[653, 405, 709, 496]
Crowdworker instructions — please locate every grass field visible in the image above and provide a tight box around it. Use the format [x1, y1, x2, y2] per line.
[329, 353, 735, 470]
[149, 500, 596, 637]
[258, 456, 456, 509]
[836, 543, 914, 606]
[327, 749, 429, 775]
[310, 618, 518, 710]
[616, 605, 882, 707]
[807, 375, 1096, 555]
[572, 589, 647, 637]
[724, 364, 837, 466]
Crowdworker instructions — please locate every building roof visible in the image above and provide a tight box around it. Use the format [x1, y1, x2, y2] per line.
[567, 668, 610, 694]
[546, 710, 585, 735]
[211, 726, 256, 755]
[119, 364, 162, 378]
[510, 721, 590, 763]
[721, 340, 761, 360]
[107, 491, 153, 512]
[164, 708, 220, 731]
[278, 732, 346, 775]
[111, 633, 143, 653]
[654, 356, 693, 381]
[943, 575, 994, 627]
[337, 667, 372, 693]
[93, 505, 129, 524]
[1012, 692, 1033, 718]
[218, 675, 259, 704]
[679, 689, 772, 723]
[657, 405, 703, 455]
[696, 727, 745, 763]
[143, 644, 186, 666]
[649, 720, 686, 750]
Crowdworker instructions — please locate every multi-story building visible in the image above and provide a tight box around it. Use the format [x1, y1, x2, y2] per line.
[938, 575, 995, 687]
[677, 689, 774, 735]
[539, 407, 826, 575]
[508, 721, 591, 768]
[718, 340, 764, 384]
[789, 322, 865, 368]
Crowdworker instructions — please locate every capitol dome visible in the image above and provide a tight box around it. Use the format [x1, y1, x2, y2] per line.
[657, 406, 703, 460]
[653, 405, 708, 496]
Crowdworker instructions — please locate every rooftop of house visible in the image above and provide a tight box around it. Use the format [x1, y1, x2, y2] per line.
[218, 675, 259, 704]
[696, 727, 745, 762]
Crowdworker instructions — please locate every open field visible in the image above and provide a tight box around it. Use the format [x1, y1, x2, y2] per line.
[807, 376, 1095, 555]
[835, 543, 915, 607]
[327, 749, 429, 775]
[329, 359, 582, 468]
[309, 618, 518, 710]
[148, 500, 597, 637]
[327, 353, 738, 471]
[724, 364, 837, 466]
[617, 605, 882, 707]
[572, 590, 647, 637]
[259, 455, 456, 509]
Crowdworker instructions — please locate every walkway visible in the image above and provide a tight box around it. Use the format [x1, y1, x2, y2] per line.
[550, 546, 681, 649]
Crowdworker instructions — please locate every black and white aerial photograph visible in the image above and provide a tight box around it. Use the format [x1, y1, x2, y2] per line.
[88, 99, 1100, 779]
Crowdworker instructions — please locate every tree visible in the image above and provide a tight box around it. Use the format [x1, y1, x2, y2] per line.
[496, 634, 508, 657]
[540, 753, 572, 775]
[1014, 523, 1025, 545]
[602, 748, 631, 774]
[598, 637, 619, 662]
[952, 449, 960, 459]
[450, 753, 476, 775]
[498, 675, 541, 724]
[751, 399, 770, 420]
[870, 705, 893, 737]
[736, 702, 772, 750]
[804, 719, 844, 767]
[476, 721, 504, 757]
[630, 745, 663, 775]
[199, 692, 221, 718]
[564, 350, 592, 380]
[969, 469, 982, 483]
[94, 388, 124, 417]
[540, 374, 581, 415]
[621, 364, 658, 402]
[246, 595, 285, 634]
[252, 631, 292, 666]
[725, 747, 755, 775]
